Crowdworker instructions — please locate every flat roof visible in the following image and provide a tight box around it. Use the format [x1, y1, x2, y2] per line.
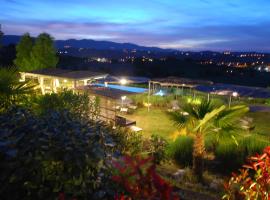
[22, 68, 108, 80]
[76, 85, 136, 100]
[151, 77, 213, 87]
[104, 75, 150, 84]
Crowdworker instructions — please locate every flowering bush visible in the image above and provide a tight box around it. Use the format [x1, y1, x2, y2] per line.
[223, 146, 270, 200]
[112, 155, 180, 200]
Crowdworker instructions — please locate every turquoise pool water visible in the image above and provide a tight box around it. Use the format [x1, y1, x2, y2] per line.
[94, 83, 147, 93]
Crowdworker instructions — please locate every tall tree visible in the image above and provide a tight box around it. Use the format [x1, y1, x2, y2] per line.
[31, 33, 58, 70]
[14, 33, 34, 71]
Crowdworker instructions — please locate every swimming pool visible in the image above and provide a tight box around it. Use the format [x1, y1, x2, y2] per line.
[94, 83, 147, 93]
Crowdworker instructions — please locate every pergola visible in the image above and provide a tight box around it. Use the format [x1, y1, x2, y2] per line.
[20, 68, 108, 94]
[147, 77, 214, 111]
[148, 77, 213, 93]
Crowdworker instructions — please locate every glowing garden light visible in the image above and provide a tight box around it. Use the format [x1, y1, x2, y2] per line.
[121, 96, 126, 108]
[155, 90, 165, 96]
[120, 78, 127, 85]
[229, 91, 239, 108]
[232, 92, 238, 97]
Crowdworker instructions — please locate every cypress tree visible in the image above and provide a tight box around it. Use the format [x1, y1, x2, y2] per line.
[14, 33, 34, 71]
[31, 33, 58, 70]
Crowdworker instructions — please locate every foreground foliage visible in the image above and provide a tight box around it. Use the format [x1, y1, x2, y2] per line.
[223, 146, 270, 200]
[112, 155, 180, 200]
[167, 136, 194, 167]
[32, 90, 100, 120]
[215, 136, 270, 171]
[0, 107, 115, 199]
[0, 68, 35, 110]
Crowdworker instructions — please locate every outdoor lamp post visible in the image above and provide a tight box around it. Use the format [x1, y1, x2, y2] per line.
[121, 96, 126, 108]
[229, 92, 238, 108]
[182, 84, 185, 95]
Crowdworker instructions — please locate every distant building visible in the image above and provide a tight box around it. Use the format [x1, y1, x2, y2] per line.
[20, 68, 108, 94]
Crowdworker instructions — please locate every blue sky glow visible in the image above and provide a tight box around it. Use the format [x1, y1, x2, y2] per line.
[1, 0, 270, 51]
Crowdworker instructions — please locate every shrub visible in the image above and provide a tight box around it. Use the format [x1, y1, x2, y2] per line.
[144, 135, 168, 164]
[239, 135, 270, 156]
[112, 155, 180, 200]
[131, 94, 174, 108]
[223, 146, 270, 200]
[215, 136, 270, 171]
[0, 107, 115, 199]
[215, 139, 244, 170]
[111, 127, 143, 156]
[167, 136, 194, 167]
[32, 90, 100, 120]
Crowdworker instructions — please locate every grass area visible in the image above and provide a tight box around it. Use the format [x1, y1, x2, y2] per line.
[247, 112, 270, 137]
[124, 92, 270, 142]
[124, 107, 178, 140]
[124, 107, 270, 141]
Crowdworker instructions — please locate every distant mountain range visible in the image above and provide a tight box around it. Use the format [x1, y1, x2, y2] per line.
[3, 35, 170, 52]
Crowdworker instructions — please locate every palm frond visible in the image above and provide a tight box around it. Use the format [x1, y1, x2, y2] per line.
[213, 105, 249, 132]
[169, 111, 189, 129]
[194, 105, 226, 133]
[0, 67, 36, 109]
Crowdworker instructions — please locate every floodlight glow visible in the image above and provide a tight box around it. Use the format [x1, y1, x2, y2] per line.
[120, 78, 127, 85]
[55, 79, 60, 87]
[155, 90, 165, 96]
[63, 79, 67, 83]
[232, 92, 238, 97]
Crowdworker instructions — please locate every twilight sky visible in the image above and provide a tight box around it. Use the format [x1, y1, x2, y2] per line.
[1, 0, 270, 51]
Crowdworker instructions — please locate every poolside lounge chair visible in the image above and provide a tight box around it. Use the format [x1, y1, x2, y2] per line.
[128, 105, 137, 110]
[115, 115, 136, 127]
[129, 125, 143, 132]
[120, 107, 128, 112]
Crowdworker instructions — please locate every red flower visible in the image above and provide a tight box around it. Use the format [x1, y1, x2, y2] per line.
[224, 146, 270, 200]
[58, 192, 65, 200]
[112, 155, 180, 200]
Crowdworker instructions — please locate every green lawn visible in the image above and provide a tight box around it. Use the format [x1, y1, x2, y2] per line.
[124, 108, 178, 140]
[123, 107, 270, 141]
[247, 112, 270, 137]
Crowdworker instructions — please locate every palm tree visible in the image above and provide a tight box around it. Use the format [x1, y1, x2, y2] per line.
[170, 99, 248, 181]
[0, 67, 35, 110]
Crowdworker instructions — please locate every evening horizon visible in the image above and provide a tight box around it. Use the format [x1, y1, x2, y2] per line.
[1, 0, 270, 52]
